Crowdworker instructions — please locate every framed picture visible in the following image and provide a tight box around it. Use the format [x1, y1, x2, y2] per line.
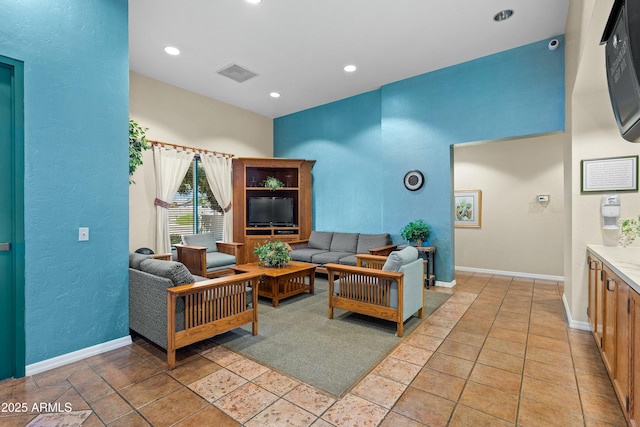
[581, 155, 638, 193]
[455, 190, 482, 228]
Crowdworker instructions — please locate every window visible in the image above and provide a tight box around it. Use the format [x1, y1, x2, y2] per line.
[169, 157, 223, 244]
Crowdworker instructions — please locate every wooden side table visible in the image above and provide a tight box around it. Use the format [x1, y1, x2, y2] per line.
[399, 245, 436, 287]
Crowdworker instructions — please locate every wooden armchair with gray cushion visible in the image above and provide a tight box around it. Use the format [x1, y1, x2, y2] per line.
[174, 232, 243, 278]
[324, 246, 424, 337]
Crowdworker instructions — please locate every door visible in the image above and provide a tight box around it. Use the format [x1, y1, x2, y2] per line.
[0, 57, 24, 380]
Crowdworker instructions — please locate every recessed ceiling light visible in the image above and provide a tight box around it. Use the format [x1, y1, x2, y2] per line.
[270, 92, 281, 98]
[247, 0, 262, 4]
[344, 65, 357, 73]
[493, 9, 513, 22]
[164, 46, 180, 56]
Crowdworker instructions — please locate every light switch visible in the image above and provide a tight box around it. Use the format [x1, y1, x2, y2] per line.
[79, 227, 89, 241]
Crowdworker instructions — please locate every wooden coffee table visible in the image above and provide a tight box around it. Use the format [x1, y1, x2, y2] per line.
[232, 261, 317, 307]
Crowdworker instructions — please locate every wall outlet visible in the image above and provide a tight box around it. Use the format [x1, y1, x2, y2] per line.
[537, 195, 550, 203]
[78, 227, 89, 241]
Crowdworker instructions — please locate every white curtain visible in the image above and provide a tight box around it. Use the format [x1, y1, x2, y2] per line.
[200, 152, 234, 241]
[153, 145, 195, 253]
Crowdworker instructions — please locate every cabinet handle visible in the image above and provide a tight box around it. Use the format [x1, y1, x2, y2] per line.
[606, 278, 615, 292]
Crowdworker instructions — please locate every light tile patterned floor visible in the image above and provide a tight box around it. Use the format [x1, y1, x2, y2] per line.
[0, 271, 628, 426]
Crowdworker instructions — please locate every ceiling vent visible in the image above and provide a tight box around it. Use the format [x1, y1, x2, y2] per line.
[217, 63, 258, 83]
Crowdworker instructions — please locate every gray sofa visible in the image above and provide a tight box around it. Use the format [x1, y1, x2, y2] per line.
[289, 231, 396, 273]
[129, 252, 260, 368]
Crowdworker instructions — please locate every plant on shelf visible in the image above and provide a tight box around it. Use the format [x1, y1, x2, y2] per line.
[618, 215, 640, 247]
[261, 176, 284, 191]
[129, 118, 149, 184]
[400, 219, 431, 247]
[254, 240, 292, 267]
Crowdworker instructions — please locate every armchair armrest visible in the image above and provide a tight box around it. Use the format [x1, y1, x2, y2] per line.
[287, 239, 310, 250]
[355, 254, 388, 269]
[166, 271, 262, 368]
[216, 242, 244, 264]
[369, 244, 398, 256]
[174, 244, 207, 277]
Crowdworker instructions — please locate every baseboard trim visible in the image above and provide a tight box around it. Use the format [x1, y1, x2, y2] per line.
[25, 335, 132, 376]
[435, 280, 456, 288]
[455, 266, 564, 282]
[562, 293, 591, 331]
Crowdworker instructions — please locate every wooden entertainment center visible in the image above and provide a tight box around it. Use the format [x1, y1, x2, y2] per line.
[232, 158, 315, 263]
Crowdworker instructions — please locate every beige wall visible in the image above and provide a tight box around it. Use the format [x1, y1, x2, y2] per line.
[129, 72, 273, 251]
[566, 0, 640, 326]
[454, 135, 565, 277]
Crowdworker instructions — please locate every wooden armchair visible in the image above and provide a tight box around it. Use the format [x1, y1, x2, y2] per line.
[324, 247, 424, 337]
[174, 233, 243, 278]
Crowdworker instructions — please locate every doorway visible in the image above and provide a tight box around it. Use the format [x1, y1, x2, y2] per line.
[0, 55, 25, 380]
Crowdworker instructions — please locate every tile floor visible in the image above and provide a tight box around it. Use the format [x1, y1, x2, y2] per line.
[0, 271, 629, 426]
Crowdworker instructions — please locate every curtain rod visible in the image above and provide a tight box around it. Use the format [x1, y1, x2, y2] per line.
[149, 139, 234, 158]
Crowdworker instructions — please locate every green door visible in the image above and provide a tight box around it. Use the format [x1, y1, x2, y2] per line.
[0, 59, 23, 380]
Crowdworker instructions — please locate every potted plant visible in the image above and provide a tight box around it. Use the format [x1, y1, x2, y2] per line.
[261, 176, 284, 191]
[254, 240, 292, 267]
[400, 219, 431, 246]
[129, 118, 149, 184]
[618, 215, 640, 246]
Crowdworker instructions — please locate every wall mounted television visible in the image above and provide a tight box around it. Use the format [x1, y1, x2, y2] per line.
[601, 0, 640, 142]
[248, 197, 294, 227]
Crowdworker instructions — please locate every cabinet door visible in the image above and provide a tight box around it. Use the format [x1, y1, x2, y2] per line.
[602, 266, 617, 374]
[614, 279, 630, 416]
[595, 259, 605, 346]
[630, 289, 640, 427]
[587, 255, 600, 335]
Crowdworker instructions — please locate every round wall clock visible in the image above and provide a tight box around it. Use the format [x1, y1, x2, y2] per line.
[404, 170, 424, 191]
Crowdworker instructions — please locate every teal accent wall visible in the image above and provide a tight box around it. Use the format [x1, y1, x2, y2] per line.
[1, 0, 129, 364]
[275, 37, 565, 282]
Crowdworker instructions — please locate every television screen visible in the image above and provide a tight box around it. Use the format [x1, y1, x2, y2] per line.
[248, 197, 294, 226]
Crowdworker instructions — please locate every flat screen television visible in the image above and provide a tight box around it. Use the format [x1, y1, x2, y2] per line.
[248, 197, 294, 226]
[601, 0, 640, 142]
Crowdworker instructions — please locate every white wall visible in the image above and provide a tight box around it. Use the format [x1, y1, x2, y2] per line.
[129, 72, 273, 251]
[454, 135, 565, 277]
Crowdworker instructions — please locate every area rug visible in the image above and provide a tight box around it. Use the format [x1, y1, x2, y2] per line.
[211, 278, 450, 396]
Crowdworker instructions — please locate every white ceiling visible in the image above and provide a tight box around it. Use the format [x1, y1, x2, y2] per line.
[129, 0, 570, 119]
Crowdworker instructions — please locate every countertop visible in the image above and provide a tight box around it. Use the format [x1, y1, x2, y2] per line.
[587, 244, 640, 294]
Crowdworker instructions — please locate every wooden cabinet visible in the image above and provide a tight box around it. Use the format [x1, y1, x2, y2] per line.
[631, 289, 640, 427]
[602, 265, 617, 374]
[232, 158, 315, 263]
[588, 249, 638, 425]
[587, 255, 604, 346]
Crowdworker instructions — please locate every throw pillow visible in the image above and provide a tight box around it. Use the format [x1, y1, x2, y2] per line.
[139, 259, 195, 287]
[382, 246, 419, 272]
[129, 252, 152, 270]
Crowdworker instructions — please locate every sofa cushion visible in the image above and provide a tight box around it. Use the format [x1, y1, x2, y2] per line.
[139, 258, 195, 286]
[129, 252, 152, 270]
[290, 248, 328, 263]
[337, 254, 358, 266]
[307, 231, 333, 250]
[382, 246, 419, 272]
[312, 251, 354, 265]
[205, 252, 236, 269]
[182, 233, 218, 252]
[356, 233, 391, 254]
[330, 233, 359, 253]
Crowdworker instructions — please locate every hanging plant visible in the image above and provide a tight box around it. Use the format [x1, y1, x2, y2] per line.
[129, 118, 149, 184]
[261, 176, 284, 191]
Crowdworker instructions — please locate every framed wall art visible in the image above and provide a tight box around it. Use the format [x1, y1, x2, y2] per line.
[580, 155, 638, 193]
[454, 190, 482, 228]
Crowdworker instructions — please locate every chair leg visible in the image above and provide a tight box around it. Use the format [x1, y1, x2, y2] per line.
[397, 321, 403, 337]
